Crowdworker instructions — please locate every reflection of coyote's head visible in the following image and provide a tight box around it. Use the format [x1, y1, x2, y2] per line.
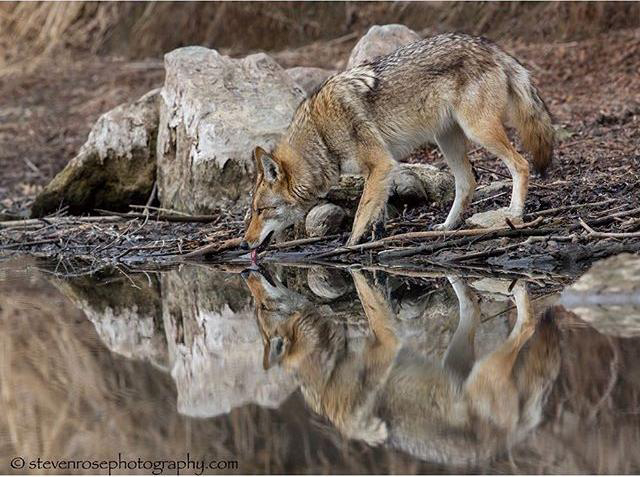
[244, 267, 561, 466]
[243, 268, 344, 373]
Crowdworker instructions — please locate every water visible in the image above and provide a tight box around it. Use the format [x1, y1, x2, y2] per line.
[1, 256, 639, 474]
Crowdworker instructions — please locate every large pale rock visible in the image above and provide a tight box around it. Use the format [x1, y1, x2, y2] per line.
[305, 203, 347, 237]
[157, 47, 305, 213]
[31, 89, 160, 217]
[286, 66, 336, 95]
[347, 24, 421, 68]
[559, 254, 640, 337]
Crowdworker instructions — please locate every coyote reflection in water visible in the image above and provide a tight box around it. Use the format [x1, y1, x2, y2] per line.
[243, 269, 560, 467]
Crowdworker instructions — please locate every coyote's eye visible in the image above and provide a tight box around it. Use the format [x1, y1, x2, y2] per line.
[257, 206, 275, 214]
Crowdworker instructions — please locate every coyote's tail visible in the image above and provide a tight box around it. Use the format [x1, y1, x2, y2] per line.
[506, 62, 555, 176]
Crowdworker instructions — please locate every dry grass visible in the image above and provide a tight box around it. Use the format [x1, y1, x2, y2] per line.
[1, 1, 639, 72]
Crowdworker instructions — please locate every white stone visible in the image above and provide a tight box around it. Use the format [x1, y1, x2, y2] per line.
[157, 47, 305, 213]
[347, 24, 421, 68]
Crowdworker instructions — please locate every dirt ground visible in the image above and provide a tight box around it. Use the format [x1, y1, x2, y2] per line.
[0, 25, 638, 276]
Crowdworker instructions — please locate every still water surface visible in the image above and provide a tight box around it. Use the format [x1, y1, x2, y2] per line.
[1, 256, 639, 474]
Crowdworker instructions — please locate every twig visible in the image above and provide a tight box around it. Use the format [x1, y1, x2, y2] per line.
[144, 181, 157, 208]
[311, 217, 544, 261]
[379, 224, 556, 261]
[94, 208, 220, 223]
[524, 197, 617, 218]
[0, 215, 124, 229]
[181, 237, 243, 259]
[473, 164, 553, 189]
[578, 217, 640, 238]
[130, 205, 192, 217]
[182, 234, 342, 260]
[447, 234, 574, 263]
[0, 238, 60, 250]
[270, 234, 341, 251]
[582, 206, 640, 227]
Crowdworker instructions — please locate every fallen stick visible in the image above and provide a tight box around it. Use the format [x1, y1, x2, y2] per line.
[446, 234, 575, 262]
[181, 237, 243, 258]
[473, 164, 553, 190]
[524, 197, 617, 219]
[94, 209, 221, 223]
[578, 217, 640, 238]
[0, 215, 124, 229]
[183, 234, 342, 260]
[269, 234, 341, 251]
[313, 217, 544, 260]
[0, 238, 61, 250]
[582, 206, 640, 227]
[130, 204, 192, 216]
[379, 223, 557, 261]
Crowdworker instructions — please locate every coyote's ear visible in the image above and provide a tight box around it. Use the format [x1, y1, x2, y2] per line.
[254, 147, 280, 183]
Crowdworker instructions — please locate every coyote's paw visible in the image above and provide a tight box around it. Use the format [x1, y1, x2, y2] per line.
[346, 235, 363, 247]
[356, 417, 389, 447]
[509, 280, 528, 299]
[433, 222, 451, 231]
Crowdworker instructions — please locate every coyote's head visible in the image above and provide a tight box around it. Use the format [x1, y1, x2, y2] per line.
[242, 146, 311, 252]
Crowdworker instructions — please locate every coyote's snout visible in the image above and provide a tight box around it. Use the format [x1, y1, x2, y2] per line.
[244, 32, 554, 249]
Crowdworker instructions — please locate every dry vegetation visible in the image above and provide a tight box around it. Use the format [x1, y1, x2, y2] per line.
[2, 2, 639, 66]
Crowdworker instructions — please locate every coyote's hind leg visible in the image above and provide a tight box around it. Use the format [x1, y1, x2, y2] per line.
[459, 116, 530, 227]
[463, 280, 535, 432]
[443, 276, 481, 381]
[434, 125, 476, 230]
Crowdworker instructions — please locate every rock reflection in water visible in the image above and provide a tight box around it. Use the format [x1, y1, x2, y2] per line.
[52, 265, 297, 418]
[11, 256, 640, 473]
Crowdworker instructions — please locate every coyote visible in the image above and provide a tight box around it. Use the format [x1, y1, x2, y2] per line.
[242, 33, 553, 252]
[244, 268, 560, 466]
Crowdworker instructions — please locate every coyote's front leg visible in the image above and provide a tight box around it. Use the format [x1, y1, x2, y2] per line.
[347, 148, 395, 246]
[348, 270, 399, 446]
[351, 270, 399, 353]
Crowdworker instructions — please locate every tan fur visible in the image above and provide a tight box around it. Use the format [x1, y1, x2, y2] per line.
[243, 33, 554, 248]
[244, 269, 561, 465]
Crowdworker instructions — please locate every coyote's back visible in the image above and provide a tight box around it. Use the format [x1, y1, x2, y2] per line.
[328, 32, 553, 172]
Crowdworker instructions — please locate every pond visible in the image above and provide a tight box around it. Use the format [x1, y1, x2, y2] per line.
[0, 255, 639, 474]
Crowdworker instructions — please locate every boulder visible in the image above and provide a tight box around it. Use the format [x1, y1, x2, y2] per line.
[31, 89, 160, 217]
[559, 253, 640, 338]
[157, 47, 305, 214]
[305, 203, 347, 237]
[347, 24, 421, 68]
[286, 66, 336, 95]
